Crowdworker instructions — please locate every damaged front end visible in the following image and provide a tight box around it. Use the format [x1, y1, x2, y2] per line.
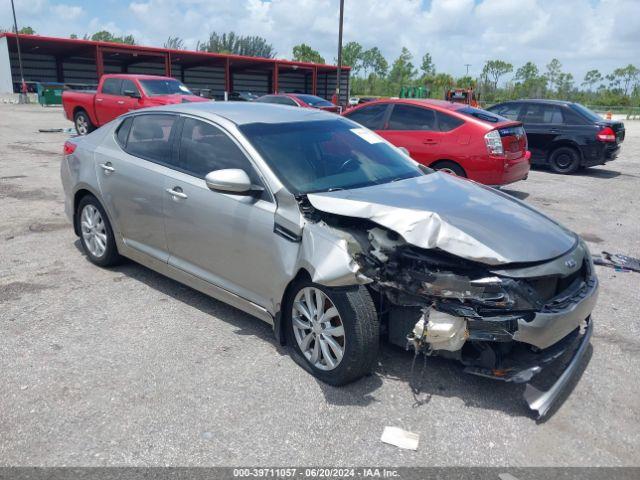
[300, 196, 597, 419]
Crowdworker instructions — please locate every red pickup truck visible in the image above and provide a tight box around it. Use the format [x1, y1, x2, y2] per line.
[62, 74, 209, 135]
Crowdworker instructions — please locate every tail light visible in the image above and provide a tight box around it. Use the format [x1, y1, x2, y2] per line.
[596, 127, 616, 142]
[484, 130, 504, 156]
[63, 141, 77, 155]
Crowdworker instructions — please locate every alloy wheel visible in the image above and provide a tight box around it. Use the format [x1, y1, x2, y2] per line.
[292, 287, 346, 371]
[75, 115, 88, 135]
[81, 204, 107, 258]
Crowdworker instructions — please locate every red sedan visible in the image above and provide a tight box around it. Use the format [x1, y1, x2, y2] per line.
[342, 99, 531, 186]
[255, 93, 340, 113]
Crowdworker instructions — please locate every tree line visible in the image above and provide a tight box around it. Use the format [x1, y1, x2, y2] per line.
[6, 26, 638, 107]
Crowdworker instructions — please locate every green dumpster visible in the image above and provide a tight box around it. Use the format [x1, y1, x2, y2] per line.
[36, 82, 65, 106]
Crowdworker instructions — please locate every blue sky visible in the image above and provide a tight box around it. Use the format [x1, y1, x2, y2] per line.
[3, 0, 639, 82]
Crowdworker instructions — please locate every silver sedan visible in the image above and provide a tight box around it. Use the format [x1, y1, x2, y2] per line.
[61, 102, 597, 418]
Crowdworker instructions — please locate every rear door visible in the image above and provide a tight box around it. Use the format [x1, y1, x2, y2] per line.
[96, 113, 179, 262]
[380, 104, 442, 165]
[95, 78, 124, 125]
[162, 117, 279, 308]
[519, 103, 564, 161]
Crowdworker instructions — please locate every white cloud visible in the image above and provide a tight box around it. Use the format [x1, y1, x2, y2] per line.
[50, 4, 84, 21]
[5, 0, 640, 83]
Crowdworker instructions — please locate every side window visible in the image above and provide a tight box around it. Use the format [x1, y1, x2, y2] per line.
[436, 111, 464, 132]
[125, 114, 177, 163]
[541, 105, 563, 124]
[344, 104, 388, 130]
[492, 103, 521, 120]
[279, 96, 298, 106]
[121, 79, 140, 97]
[179, 118, 259, 182]
[562, 107, 586, 125]
[115, 117, 133, 148]
[388, 104, 436, 131]
[102, 78, 122, 96]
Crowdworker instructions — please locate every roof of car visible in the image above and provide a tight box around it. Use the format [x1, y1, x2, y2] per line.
[150, 101, 336, 125]
[358, 98, 465, 111]
[496, 99, 573, 106]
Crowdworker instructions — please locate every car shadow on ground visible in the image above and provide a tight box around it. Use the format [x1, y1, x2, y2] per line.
[500, 188, 530, 200]
[531, 165, 625, 179]
[77, 241, 592, 421]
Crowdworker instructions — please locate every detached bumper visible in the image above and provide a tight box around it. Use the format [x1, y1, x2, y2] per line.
[521, 317, 592, 419]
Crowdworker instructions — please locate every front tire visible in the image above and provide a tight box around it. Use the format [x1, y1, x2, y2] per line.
[77, 195, 122, 267]
[74, 110, 95, 136]
[549, 146, 580, 174]
[285, 281, 379, 385]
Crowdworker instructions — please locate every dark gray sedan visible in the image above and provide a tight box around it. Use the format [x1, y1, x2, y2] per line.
[60, 102, 597, 418]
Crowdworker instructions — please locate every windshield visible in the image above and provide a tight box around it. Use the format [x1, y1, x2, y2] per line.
[571, 103, 603, 122]
[139, 79, 193, 96]
[458, 106, 508, 124]
[295, 94, 334, 107]
[239, 119, 424, 194]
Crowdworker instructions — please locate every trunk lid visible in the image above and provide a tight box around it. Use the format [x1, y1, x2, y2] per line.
[496, 123, 528, 160]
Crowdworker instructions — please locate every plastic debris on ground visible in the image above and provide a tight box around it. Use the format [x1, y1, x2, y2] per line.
[38, 127, 77, 135]
[593, 251, 640, 273]
[380, 426, 420, 450]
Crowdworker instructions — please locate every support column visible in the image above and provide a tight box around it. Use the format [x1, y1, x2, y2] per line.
[272, 64, 279, 93]
[96, 46, 104, 79]
[165, 53, 172, 77]
[55, 56, 64, 83]
[224, 58, 231, 94]
[312, 66, 317, 95]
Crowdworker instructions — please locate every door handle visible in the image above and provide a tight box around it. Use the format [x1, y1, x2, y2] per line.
[423, 139, 438, 145]
[99, 162, 115, 174]
[117, 100, 125, 105]
[96, 98, 103, 102]
[165, 187, 188, 200]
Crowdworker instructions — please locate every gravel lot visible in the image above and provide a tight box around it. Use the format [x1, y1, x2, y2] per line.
[1, 104, 639, 467]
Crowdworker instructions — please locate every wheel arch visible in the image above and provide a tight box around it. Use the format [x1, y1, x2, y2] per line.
[547, 140, 583, 163]
[429, 159, 467, 176]
[73, 106, 98, 128]
[273, 268, 313, 346]
[72, 187, 114, 237]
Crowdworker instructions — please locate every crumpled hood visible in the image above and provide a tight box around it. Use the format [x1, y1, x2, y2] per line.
[306, 173, 577, 266]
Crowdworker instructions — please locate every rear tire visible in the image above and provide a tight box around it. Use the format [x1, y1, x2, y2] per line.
[549, 146, 580, 174]
[74, 110, 96, 136]
[285, 280, 379, 386]
[77, 195, 122, 267]
[432, 160, 466, 177]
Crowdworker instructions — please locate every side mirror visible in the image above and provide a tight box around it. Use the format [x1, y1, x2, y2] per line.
[205, 169, 256, 194]
[123, 90, 141, 99]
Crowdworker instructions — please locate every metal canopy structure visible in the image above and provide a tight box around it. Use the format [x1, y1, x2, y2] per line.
[0, 33, 350, 103]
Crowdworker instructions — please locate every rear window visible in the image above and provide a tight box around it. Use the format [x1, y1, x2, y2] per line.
[295, 94, 334, 107]
[570, 103, 602, 123]
[457, 107, 507, 124]
[115, 117, 133, 147]
[139, 79, 192, 96]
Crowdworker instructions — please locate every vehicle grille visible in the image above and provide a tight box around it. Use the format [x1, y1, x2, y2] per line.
[525, 260, 589, 304]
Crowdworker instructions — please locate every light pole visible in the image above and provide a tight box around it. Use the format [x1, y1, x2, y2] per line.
[10, 0, 28, 103]
[335, 0, 344, 109]
[465, 64, 471, 76]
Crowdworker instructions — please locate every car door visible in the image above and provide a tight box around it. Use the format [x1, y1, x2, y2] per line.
[95, 78, 124, 125]
[520, 103, 563, 161]
[95, 113, 179, 262]
[380, 104, 442, 165]
[119, 78, 142, 113]
[162, 116, 279, 308]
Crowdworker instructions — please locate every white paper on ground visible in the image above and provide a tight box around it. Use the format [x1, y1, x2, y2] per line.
[380, 426, 419, 450]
